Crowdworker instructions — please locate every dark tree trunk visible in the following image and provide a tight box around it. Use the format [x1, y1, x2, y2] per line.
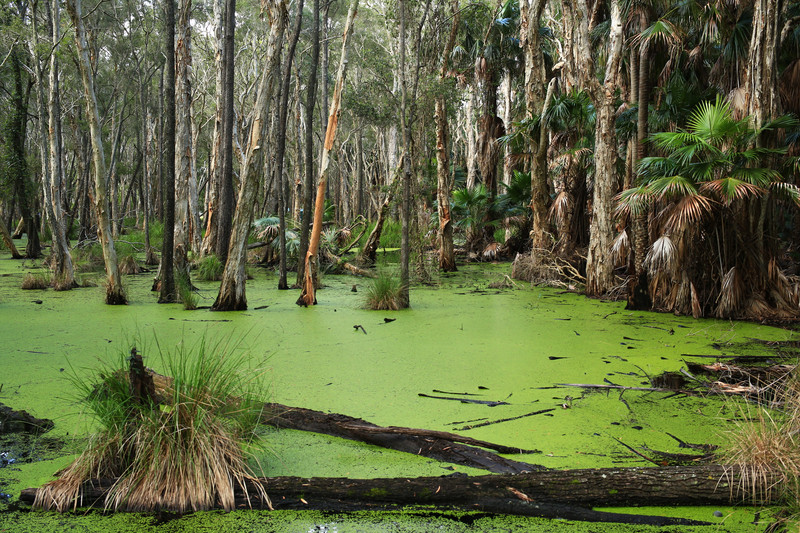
[295, 0, 320, 288]
[275, 0, 304, 290]
[158, 0, 177, 303]
[7, 49, 40, 259]
[216, 0, 236, 262]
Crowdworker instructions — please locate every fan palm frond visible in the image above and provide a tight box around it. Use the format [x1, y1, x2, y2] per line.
[648, 175, 700, 200]
[700, 177, 764, 204]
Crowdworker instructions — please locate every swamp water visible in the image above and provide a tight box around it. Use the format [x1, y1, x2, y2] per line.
[0, 251, 797, 531]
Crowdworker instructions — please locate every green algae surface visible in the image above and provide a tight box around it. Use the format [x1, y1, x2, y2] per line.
[1, 250, 797, 531]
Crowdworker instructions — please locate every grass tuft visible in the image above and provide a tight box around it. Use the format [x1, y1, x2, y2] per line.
[177, 273, 197, 310]
[196, 254, 224, 281]
[721, 375, 800, 510]
[34, 337, 269, 513]
[21, 272, 51, 290]
[363, 270, 405, 310]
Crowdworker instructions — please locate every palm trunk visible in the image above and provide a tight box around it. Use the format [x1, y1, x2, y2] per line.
[213, 0, 288, 311]
[298, 0, 360, 306]
[66, 0, 126, 304]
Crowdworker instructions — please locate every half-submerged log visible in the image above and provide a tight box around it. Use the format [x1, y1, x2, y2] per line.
[21, 465, 772, 521]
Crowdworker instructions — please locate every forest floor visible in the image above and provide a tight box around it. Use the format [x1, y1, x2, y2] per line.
[0, 246, 798, 531]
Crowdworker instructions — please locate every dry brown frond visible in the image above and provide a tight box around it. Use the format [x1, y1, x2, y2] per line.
[549, 190, 571, 225]
[701, 179, 764, 204]
[690, 283, 702, 318]
[727, 87, 748, 121]
[610, 230, 629, 267]
[483, 242, 499, 261]
[645, 235, 676, 274]
[665, 195, 712, 231]
[716, 266, 744, 318]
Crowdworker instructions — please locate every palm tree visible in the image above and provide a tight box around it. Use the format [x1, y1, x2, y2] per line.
[452, 184, 494, 254]
[617, 95, 799, 319]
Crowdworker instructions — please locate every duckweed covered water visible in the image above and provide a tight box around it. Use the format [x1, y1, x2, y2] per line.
[0, 250, 796, 531]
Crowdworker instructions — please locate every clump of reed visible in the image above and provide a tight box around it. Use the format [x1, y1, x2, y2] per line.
[721, 373, 800, 514]
[34, 338, 269, 513]
[21, 272, 51, 290]
[195, 254, 224, 281]
[363, 270, 405, 311]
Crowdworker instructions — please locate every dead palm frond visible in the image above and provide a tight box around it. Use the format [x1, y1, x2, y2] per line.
[610, 229, 629, 267]
[549, 190, 571, 225]
[664, 194, 712, 231]
[645, 235, 676, 274]
[780, 59, 800, 116]
[716, 266, 744, 318]
[690, 282, 702, 318]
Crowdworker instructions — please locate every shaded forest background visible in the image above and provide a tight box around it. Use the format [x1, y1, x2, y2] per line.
[1, 0, 800, 319]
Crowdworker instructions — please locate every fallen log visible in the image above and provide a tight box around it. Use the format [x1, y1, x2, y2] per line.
[262, 403, 542, 474]
[20, 465, 771, 514]
[322, 248, 375, 277]
[0, 402, 54, 434]
[141, 369, 542, 474]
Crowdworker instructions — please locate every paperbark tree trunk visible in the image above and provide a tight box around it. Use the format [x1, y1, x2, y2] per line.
[66, 0, 126, 304]
[215, 0, 236, 262]
[435, 0, 459, 272]
[174, 0, 194, 283]
[297, 0, 360, 306]
[213, 0, 288, 311]
[274, 0, 305, 290]
[746, 0, 781, 265]
[32, 0, 76, 289]
[520, 0, 552, 252]
[564, 0, 623, 297]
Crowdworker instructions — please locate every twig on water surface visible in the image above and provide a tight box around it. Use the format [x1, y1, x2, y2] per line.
[611, 437, 662, 466]
[456, 409, 556, 431]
